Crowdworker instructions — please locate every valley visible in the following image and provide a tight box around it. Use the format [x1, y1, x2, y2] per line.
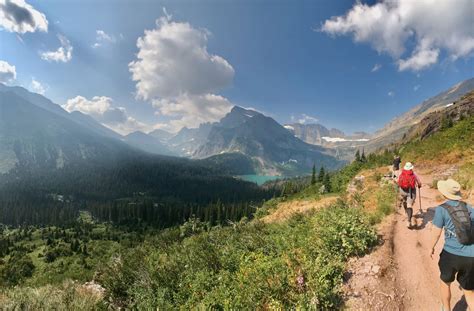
[0, 1, 473, 307]
[1, 81, 472, 308]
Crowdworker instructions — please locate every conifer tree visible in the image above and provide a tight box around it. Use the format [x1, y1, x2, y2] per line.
[318, 167, 325, 182]
[355, 150, 361, 162]
[311, 164, 316, 185]
[361, 149, 367, 162]
[323, 173, 332, 193]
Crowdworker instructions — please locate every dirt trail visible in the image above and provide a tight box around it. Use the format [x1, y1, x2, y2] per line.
[345, 173, 470, 310]
[392, 173, 466, 310]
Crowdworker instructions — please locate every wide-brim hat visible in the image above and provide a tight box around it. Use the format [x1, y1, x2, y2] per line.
[404, 162, 414, 170]
[437, 179, 462, 200]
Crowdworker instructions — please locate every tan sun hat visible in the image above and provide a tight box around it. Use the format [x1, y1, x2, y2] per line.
[437, 179, 462, 201]
[404, 162, 414, 170]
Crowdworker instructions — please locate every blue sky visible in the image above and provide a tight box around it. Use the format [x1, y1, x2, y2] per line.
[1, 0, 473, 135]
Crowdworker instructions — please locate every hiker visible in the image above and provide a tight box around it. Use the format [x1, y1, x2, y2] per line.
[429, 179, 474, 311]
[397, 162, 421, 228]
[392, 155, 401, 178]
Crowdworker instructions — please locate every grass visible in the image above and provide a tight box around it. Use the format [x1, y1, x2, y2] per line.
[400, 115, 474, 163]
[0, 281, 103, 310]
[454, 161, 474, 192]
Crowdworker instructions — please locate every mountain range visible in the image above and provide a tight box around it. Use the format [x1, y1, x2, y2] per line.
[0, 78, 472, 178]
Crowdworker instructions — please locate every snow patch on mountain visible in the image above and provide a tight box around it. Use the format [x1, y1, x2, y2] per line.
[322, 137, 370, 143]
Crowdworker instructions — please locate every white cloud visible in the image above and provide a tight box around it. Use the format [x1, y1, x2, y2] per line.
[63, 95, 148, 135]
[92, 30, 118, 48]
[397, 44, 439, 71]
[321, 0, 474, 71]
[0, 0, 48, 34]
[371, 63, 381, 72]
[129, 17, 234, 99]
[30, 78, 46, 94]
[414, 85, 421, 91]
[64, 96, 113, 116]
[103, 115, 149, 135]
[152, 93, 232, 131]
[388, 91, 395, 97]
[294, 114, 318, 124]
[40, 34, 73, 63]
[0, 60, 16, 83]
[129, 13, 235, 131]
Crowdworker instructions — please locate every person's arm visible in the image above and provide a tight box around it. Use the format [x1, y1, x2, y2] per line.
[430, 207, 444, 259]
[415, 173, 422, 188]
[429, 226, 442, 259]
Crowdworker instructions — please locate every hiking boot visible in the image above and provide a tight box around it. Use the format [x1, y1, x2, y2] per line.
[407, 220, 412, 228]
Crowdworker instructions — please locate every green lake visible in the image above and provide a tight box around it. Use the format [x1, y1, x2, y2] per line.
[237, 175, 283, 185]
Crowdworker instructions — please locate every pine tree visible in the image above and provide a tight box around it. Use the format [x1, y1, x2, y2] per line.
[311, 164, 316, 185]
[355, 150, 361, 162]
[318, 167, 325, 182]
[361, 149, 367, 163]
[323, 173, 332, 193]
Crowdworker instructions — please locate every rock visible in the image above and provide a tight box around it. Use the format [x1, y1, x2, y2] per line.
[372, 265, 381, 274]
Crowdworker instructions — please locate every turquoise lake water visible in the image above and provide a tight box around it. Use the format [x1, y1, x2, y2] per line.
[237, 175, 283, 185]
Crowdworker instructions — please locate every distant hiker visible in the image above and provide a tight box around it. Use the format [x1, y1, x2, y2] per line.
[429, 179, 474, 311]
[392, 155, 401, 178]
[397, 162, 421, 228]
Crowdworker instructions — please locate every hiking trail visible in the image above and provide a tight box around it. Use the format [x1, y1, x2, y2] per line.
[344, 171, 471, 311]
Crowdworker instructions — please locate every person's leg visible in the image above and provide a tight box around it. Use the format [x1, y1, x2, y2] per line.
[464, 289, 474, 310]
[406, 207, 413, 226]
[440, 280, 452, 311]
[406, 191, 416, 227]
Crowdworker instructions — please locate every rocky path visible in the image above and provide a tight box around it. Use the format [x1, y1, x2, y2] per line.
[345, 173, 470, 310]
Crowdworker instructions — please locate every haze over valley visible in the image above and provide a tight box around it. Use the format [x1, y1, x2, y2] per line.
[0, 0, 473, 309]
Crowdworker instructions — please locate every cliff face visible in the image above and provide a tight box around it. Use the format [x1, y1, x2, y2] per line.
[403, 91, 474, 142]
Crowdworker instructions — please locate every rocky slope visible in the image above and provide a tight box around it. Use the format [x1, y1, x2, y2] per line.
[192, 107, 342, 175]
[364, 78, 474, 152]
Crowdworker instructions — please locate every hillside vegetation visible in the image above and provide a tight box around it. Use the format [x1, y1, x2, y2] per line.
[1, 108, 472, 310]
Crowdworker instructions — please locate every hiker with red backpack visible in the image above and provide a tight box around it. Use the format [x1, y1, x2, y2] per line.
[429, 179, 474, 311]
[398, 162, 422, 228]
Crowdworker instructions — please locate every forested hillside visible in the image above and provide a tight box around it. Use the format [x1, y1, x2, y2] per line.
[1, 105, 472, 309]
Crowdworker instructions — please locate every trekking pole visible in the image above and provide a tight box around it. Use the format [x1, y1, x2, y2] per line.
[418, 187, 423, 214]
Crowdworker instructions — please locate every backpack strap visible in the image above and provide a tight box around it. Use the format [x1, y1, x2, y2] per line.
[440, 201, 473, 244]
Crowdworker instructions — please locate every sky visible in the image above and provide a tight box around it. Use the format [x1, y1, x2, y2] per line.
[0, 0, 473, 135]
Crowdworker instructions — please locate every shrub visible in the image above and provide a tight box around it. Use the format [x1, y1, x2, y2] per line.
[97, 204, 377, 309]
[0, 281, 103, 310]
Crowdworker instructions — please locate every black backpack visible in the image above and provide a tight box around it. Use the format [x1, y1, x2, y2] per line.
[441, 201, 474, 245]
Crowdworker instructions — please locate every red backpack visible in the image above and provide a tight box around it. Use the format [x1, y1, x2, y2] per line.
[398, 170, 416, 190]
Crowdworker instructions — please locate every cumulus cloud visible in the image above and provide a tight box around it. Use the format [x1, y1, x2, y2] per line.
[152, 93, 232, 130]
[0, 0, 48, 34]
[291, 114, 319, 124]
[40, 34, 73, 63]
[413, 85, 421, 91]
[63, 95, 147, 135]
[371, 63, 381, 72]
[321, 0, 474, 71]
[0, 60, 16, 83]
[30, 78, 46, 94]
[129, 12, 235, 131]
[388, 91, 395, 97]
[92, 30, 119, 48]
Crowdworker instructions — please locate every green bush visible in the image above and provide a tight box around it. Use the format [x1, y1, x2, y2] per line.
[369, 184, 397, 224]
[0, 252, 35, 286]
[97, 204, 377, 309]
